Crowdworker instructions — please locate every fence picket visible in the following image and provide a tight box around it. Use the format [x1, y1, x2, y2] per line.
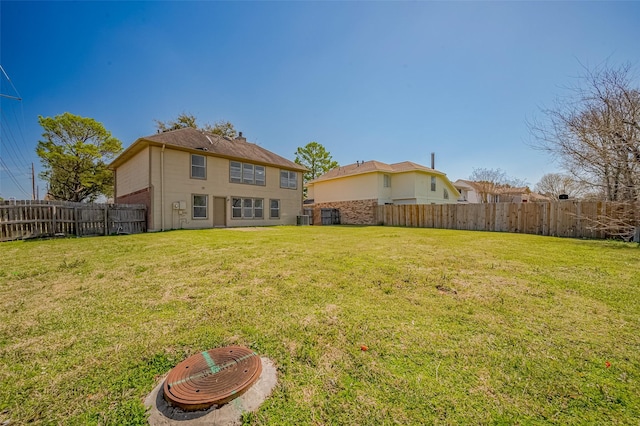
[1, 201, 146, 242]
[379, 201, 635, 240]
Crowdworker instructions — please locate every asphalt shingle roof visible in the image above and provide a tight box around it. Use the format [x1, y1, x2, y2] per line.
[111, 127, 305, 171]
[309, 160, 446, 183]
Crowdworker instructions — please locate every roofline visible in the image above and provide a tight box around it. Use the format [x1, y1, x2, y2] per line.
[308, 167, 447, 185]
[109, 136, 307, 172]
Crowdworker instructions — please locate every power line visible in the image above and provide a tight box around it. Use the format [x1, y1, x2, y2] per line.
[0, 65, 34, 199]
[0, 111, 32, 170]
[0, 65, 22, 100]
[0, 156, 31, 198]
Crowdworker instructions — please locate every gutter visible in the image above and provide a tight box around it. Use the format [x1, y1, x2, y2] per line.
[161, 144, 165, 231]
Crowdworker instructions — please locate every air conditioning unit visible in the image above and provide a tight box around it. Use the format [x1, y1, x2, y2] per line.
[296, 215, 310, 226]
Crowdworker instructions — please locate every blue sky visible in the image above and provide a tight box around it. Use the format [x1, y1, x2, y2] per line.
[1, 1, 639, 199]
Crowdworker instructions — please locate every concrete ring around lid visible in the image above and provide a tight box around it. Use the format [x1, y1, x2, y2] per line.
[145, 356, 278, 426]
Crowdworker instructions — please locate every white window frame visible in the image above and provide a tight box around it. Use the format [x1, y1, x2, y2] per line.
[191, 154, 206, 180]
[431, 176, 436, 192]
[231, 197, 264, 219]
[192, 194, 208, 219]
[270, 199, 280, 219]
[242, 163, 254, 184]
[232, 198, 242, 218]
[444, 188, 449, 199]
[230, 161, 265, 186]
[230, 161, 242, 183]
[280, 170, 297, 189]
[384, 174, 391, 188]
[255, 166, 265, 186]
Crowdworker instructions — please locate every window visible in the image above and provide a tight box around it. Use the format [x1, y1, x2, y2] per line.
[255, 166, 265, 185]
[191, 154, 206, 179]
[232, 197, 264, 219]
[192, 194, 208, 219]
[232, 198, 242, 218]
[431, 176, 436, 191]
[254, 199, 263, 218]
[243, 163, 254, 184]
[270, 199, 280, 218]
[383, 174, 391, 188]
[444, 188, 449, 199]
[230, 161, 242, 183]
[243, 198, 253, 217]
[229, 161, 265, 186]
[280, 170, 297, 189]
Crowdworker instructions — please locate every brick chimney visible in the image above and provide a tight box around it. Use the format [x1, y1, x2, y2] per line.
[235, 131, 246, 142]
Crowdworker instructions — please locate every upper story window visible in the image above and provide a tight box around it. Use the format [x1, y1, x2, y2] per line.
[280, 170, 297, 189]
[431, 176, 436, 191]
[191, 154, 206, 179]
[444, 188, 449, 199]
[230, 161, 265, 186]
[383, 174, 391, 188]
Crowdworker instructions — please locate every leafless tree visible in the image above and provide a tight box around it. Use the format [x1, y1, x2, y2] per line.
[535, 173, 586, 200]
[529, 63, 639, 240]
[469, 168, 507, 203]
[469, 168, 529, 203]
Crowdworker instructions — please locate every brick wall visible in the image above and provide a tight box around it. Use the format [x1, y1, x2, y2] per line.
[312, 199, 379, 225]
[116, 187, 152, 228]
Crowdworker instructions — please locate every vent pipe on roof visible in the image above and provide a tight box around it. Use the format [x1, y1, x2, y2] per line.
[431, 152, 435, 169]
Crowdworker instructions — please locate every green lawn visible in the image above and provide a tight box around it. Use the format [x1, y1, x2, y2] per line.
[0, 226, 638, 425]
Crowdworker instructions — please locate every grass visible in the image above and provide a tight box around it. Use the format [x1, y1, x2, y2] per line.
[0, 226, 638, 425]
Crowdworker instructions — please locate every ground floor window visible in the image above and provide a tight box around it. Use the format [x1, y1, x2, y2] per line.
[192, 194, 208, 219]
[232, 197, 263, 219]
[270, 199, 280, 218]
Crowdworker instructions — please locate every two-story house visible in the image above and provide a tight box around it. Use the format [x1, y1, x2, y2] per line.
[306, 160, 459, 225]
[110, 127, 306, 231]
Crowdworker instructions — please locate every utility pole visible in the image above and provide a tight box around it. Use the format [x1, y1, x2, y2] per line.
[31, 163, 36, 200]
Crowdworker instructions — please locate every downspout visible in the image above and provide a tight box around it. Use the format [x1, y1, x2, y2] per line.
[161, 144, 166, 231]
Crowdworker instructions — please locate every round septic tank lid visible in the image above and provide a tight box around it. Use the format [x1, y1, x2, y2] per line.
[163, 346, 262, 411]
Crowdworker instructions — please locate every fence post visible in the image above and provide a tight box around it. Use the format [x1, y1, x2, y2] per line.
[104, 205, 109, 236]
[74, 207, 80, 236]
[51, 205, 56, 237]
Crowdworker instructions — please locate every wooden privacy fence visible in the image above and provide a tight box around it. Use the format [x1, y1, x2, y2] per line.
[376, 201, 636, 239]
[0, 200, 146, 242]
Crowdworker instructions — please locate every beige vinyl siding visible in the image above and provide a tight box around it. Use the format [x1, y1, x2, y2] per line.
[410, 172, 459, 204]
[312, 173, 379, 203]
[378, 173, 392, 204]
[148, 146, 302, 231]
[311, 170, 459, 207]
[115, 146, 149, 196]
[389, 172, 417, 203]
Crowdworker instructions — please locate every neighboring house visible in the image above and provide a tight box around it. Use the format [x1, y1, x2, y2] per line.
[453, 179, 483, 203]
[110, 127, 307, 231]
[454, 179, 549, 203]
[306, 160, 460, 225]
